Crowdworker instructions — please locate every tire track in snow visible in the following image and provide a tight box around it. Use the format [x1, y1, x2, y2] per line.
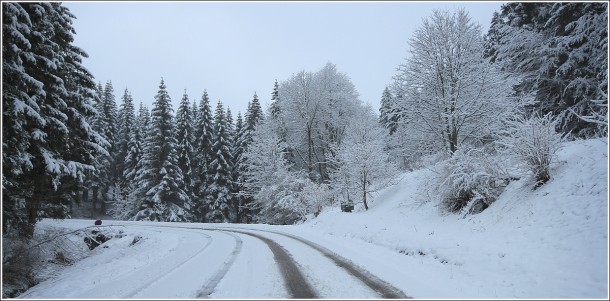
[122, 227, 213, 298]
[218, 229, 318, 298]
[225, 228, 409, 299]
[195, 231, 243, 298]
[122, 225, 246, 298]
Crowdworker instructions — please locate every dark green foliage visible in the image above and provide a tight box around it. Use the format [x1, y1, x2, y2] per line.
[486, 2, 608, 138]
[206, 101, 234, 223]
[133, 79, 191, 222]
[2, 2, 106, 238]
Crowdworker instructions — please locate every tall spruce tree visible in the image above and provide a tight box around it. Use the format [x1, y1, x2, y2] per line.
[88, 83, 112, 218]
[114, 102, 144, 220]
[192, 90, 215, 221]
[116, 89, 135, 191]
[133, 79, 191, 222]
[129, 104, 151, 219]
[269, 80, 281, 118]
[379, 86, 400, 135]
[246, 92, 264, 132]
[176, 91, 195, 204]
[2, 2, 107, 237]
[207, 101, 233, 222]
[486, 2, 608, 137]
[98, 81, 118, 214]
[232, 112, 249, 222]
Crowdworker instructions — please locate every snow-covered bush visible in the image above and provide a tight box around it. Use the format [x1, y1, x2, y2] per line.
[2, 226, 91, 298]
[432, 147, 512, 214]
[243, 121, 331, 224]
[498, 112, 563, 187]
[254, 172, 329, 225]
[2, 236, 41, 298]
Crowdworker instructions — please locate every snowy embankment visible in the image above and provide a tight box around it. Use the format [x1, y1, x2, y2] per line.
[290, 137, 609, 298]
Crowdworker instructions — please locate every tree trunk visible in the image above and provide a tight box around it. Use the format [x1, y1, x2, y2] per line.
[307, 125, 313, 180]
[362, 172, 369, 210]
[91, 186, 98, 218]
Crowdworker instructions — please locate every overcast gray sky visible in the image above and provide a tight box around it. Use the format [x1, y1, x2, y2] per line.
[65, 1, 504, 116]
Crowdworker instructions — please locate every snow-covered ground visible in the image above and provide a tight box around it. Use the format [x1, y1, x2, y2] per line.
[16, 138, 608, 299]
[292, 137, 609, 298]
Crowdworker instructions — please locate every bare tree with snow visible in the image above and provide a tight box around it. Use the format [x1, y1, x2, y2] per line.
[391, 8, 514, 160]
[331, 105, 399, 210]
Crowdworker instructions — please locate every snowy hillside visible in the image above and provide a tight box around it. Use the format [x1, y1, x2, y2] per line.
[292, 137, 609, 298]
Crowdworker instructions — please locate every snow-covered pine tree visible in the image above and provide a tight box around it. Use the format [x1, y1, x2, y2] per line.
[231, 112, 247, 222]
[133, 79, 192, 222]
[379, 86, 399, 135]
[206, 101, 233, 223]
[191, 96, 199, 147]
[246, 92, 264, 132]
[2, 2, 107, 237]
[111, 102, 145, 220]
[115, 88, 135, 197]
[175, 91, 195, 207]
[226, 107, 235, 145]
[238, 92, 268, 221]
[225, 107, 236, 222]
[99, 81, 118, 213]
[192, 90, 215, 222]
[486, 2, 608, 138]
[128, 103, 151, 219]
[89, 83, 111, 217]
[269, 80, 281, 119]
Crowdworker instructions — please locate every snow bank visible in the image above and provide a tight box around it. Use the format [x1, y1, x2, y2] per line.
[295, 138, 608, 298]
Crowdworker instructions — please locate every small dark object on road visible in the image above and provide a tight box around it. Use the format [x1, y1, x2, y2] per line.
[94, 219, 102, 225]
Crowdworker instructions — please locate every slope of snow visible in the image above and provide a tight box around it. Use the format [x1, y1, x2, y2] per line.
[291, 137, 609, 298]
[14, 138, 608, 299]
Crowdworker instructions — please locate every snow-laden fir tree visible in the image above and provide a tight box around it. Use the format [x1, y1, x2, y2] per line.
[379, 86, 400, 135]
[269, 80, 281, 119]
[133, 79, 192, 222]
[128, 104, 151, 219]
[206, 101, 234, 222]
[175, 91, 195, 205]
[191, 96, 199, 145]
[96, 81, 118, 214]
[115, 88, 135, 196]
[89, 83, 112, 217]
[246, 92, 265, 132]
[192, 90, 215, 222]
[2, 2, 107, 237]
[231, 112, 248, 222]
[235, 92, 267, 223]
[112, 102, 145, 220]
[485, 2, 608, 138]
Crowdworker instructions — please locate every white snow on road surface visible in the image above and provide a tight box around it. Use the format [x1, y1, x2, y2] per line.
[15, 138, 609, 299]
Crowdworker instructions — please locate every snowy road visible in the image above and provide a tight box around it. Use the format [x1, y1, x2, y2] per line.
[19, 220, 409, 299]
